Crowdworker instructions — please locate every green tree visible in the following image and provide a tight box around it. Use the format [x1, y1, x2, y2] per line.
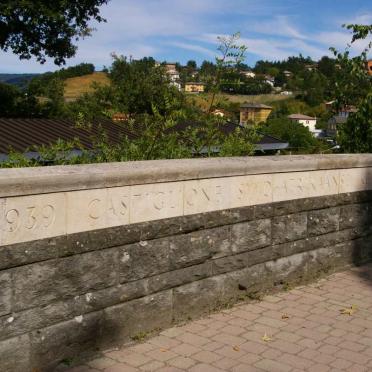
[334, 24, 372, 152]
[0, 0, 108, 64]
[209, 32, 247, 111]
[262, 118, 322, 152]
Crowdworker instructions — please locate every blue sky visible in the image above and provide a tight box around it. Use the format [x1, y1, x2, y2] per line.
[1, 0, 371, 73]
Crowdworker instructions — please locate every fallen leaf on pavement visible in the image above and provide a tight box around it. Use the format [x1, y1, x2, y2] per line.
[340, 305, 357, 316]
[262, 333, 273, 342]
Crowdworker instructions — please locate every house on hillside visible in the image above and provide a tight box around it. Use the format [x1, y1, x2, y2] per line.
[283, 70, 293, 78]
[164, 63, 181, 90]
[288, 114, 321, 137]
[240, 70, 256, 78]
[264, 75, 275, 87]
[185, 82, 205, 93]
[327, 105, 358, 137]
[240, 103, 273, 125]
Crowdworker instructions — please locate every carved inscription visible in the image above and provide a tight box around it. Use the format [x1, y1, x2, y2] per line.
[66, 188, 130, 234]
[184, 179, 230, 214]
[130, 183, 183, 223]
[3, 204, 56, 233]
[233, 175, 273, 207]
[1, 193, 65, 245]
[340, 168, 372, 193]
[2, 167, 372, 246]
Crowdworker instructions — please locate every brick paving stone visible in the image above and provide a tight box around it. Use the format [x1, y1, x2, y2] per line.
[140, 360, 165, 371]
[193, 350, 222, 364]
[146, 349, 178, 362]
[189, 363, 224, 372]
[306, 363, 331, 372]
[212, 357, 240, 370]
[87, 357, 117, 370]
[104, 364, 139, 372]
[167, 356, 196, 370]
[254, 359, 292, 372]
[70, 265, 372, 372]
[171, 343, 200, 357]
[278, 353, 315, 370]
[231, 363, 263, 372]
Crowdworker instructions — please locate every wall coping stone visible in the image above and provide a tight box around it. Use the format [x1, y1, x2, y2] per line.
[1, 154, 372, 197]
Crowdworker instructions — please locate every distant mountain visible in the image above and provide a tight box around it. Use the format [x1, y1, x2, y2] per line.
[0, 73, 39, 89]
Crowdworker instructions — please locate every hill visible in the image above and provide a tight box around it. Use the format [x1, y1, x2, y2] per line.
[188, 93, 290, 111]
[0, 73, 39, 89]
[64, 72, 110, 101]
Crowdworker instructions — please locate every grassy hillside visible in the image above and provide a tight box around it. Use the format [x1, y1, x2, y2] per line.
[187, 93, 290, 111]
[64, 72, 110, 101]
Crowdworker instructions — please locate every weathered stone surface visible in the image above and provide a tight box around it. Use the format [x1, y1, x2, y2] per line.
[12, 248, 118, 311]
[30, 310, 103, 372]
[0, 335, 30, 372]
[172, 276, 229, 321]
[0, 270, 11, 316]
[0, 235, 65, 270]
[231, 219, 271, 254]
[169, 226, 231, 269]
[308, 207, 340, 236]
[146, 262, 212, 294]
[272, 213, 307, 244]
[102, 290, 173, 346]
[212, 247, 274, 275]
[119, 239, 170, 282]
[339, 203, 372, 229]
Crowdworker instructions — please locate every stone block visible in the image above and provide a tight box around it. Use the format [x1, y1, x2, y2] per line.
[119, 238, 170, 282]
[30, 310, 103, 372]
[340, 203, 372, 230]
[212, 246, 274, 275]
[0, 270, 11, 316]
[340, 168, 372, 194]
[146, 262, 212, 294]
[130, 182, 183, 223]
[0, 235, 65, 270]
[12, 248, 118, 311]
[0, 335, 30, 372]
[230, 174, 273, 208]
[308, 207, 340, 236]
[231, 219, 271, 254]
[184, 178, 232, 215]
[102, 290, 173, 346]
[272, 213, 307, 244]
[169, 226, 231, 269]
[172, 276, 228, 320]
[66, 187, 130, 234]
[1, 192, 66, 246]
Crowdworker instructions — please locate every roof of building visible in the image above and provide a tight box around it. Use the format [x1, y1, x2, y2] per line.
[288, 114, 316, 120]
[0, 117, 288, 156]
[0, 118, 137, 154]
[240, 103, 273, 109]
[169, 121, 288, 151]
[185, 82, 205, 85]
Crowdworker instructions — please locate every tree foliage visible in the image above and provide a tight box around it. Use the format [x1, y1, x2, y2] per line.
[0, 0, 108, 64]
[335, 24, 372, 152]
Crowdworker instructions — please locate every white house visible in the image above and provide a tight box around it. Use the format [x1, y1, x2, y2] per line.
[241, 70, 256, 78]
[288, 114, 320, 136]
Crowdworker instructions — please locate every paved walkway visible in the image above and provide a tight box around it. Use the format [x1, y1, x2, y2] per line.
[69, 265, 372, 372]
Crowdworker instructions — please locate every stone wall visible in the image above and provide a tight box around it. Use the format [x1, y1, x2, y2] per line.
[0, 155, 372, 371]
